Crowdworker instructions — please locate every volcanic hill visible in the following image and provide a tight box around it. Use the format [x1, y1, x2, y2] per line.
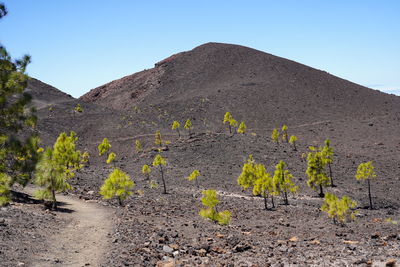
[3, 43, 400, 266]
[80, 42, 400, 129]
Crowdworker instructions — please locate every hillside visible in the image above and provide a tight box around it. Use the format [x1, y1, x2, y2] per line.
[3, 43, 400, 266]
[81, 42, 400, 129]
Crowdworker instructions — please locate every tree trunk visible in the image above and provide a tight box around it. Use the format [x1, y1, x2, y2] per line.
[319, 185, 324, 198]
[51, 189, 57, 210]
[271, 195, 275, 209]
[293, 142, 297, 151]
[177, 129, 180, 138]
[367, 179, 373, 209]
[228, 125, 232, 134]
[118, 197, 123, 206]
[195, 178, 199, 190]
[328, 163, 335, 187]
[263, 194, 268, 210]
[284, 190, 289, 205]
[160, 166, 167, 194]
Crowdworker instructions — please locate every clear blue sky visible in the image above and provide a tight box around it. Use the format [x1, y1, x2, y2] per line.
[1, 0, 399, 97]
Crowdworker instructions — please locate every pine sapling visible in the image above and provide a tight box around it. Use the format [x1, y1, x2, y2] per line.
[237, 121, 247, 134]
[252, 164, 274, 210]
[184, 119, 193, 138]
[0, 173, 11, 206]
[135, 139, 143, 154]
[142, 164, 151, 181]
[199, 189, 231, 225]
[289, 135, 297, 151]
[273, 161, 298, 205]
[306, 146, 330, 197]
[152, 154, 167, 194]
[322, 139, 335, 187]
[281, 124, 288, 143]
[171, 121, 181, 138]
[223, 112, 233, 134]
[100, 168, 134, 206]
[34, 132, 82, 210]
[321, 193, 357, 225]
[355, 161, 376, 209]
[271, 128, 280, 145]
[106, 152, 116, 167]
[98, 138, 111, 156]
[187, 169, 200, 189]
[155, 130, 163, 148]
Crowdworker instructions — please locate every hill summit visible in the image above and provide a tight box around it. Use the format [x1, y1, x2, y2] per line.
[81, 42, 399, 127]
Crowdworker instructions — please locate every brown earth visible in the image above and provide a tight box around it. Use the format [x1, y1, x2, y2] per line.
[2, 43, 400, 266]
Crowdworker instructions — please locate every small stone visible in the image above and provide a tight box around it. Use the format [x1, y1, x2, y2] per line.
[172, 251, 179, 257]
[87, 190, 94, 195]
[196, 248, 207, 256]
[163, 245, 174, 254]
[386, 259, 396, 267]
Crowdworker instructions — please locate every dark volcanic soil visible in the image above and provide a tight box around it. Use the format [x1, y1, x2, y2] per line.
[2, 43, 400, 266]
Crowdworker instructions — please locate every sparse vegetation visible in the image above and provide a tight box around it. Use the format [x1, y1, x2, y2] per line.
[321, 193, 357, 225]
[155, 130, 162, 147]
[355, 161, 376, 209]
[100, 168, 134, 206]
[199, 189, 231, 225]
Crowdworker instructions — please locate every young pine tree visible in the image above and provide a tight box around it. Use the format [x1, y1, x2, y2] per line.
[355, 161, 377, 209]
[74, 103, 83, 115]
[135, 139, 142, 154]
[34, 132, 82, 210]
[152, 154, 167, 194]
[98, 138, 111, 156]
[321, 193, 357, 225]
[199, 189, 231, 225]
[252, 164, 274, 210]
[171, 121, 181, 138]
[106, 152, 116, 166]
[271, 128, 280, 145]
[155, 130, 163, 147]
[142, 164, 151, 181]
[223, 112, 233, 134]
[273, 161, 298, 205]
[81, 151, 90, 167]
[100, 168, 134, 206]
[237, 121, 247, 134]
[281, 124, 288, 143]
[0, 17, 39, 188]
[289, 135, 297, 151]
[184, 119, 193, 138]
[237, 155, 258, 191]
[322, 139, 335, 187]
[187, 169, 200, 189]
[306, 146, 330, 197]
[0, 173, 10, 206]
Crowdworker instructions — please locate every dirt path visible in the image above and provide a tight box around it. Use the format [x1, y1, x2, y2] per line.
[29, 191, 114, 267]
